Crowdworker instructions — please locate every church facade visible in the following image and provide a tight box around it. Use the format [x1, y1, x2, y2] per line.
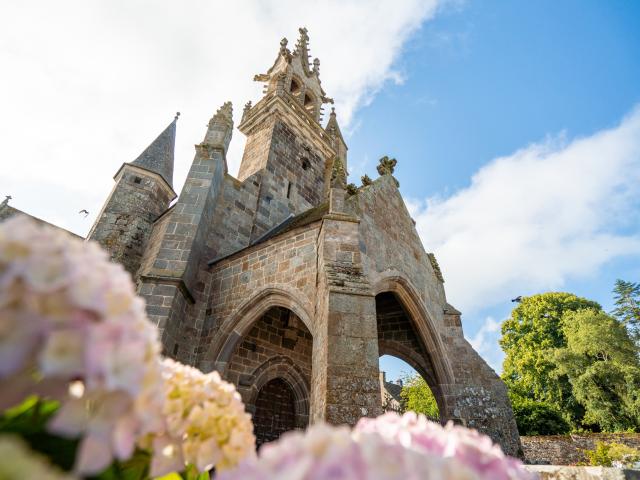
[5, 28, 521, 454]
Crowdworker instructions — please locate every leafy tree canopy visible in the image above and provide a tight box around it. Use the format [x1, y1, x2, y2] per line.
[400, 374, 439, 420]
[555, 309, 640, 432]
[612, 279, 640, 343]
[500, 292, 600, 424]
[508, 393, 570, 436]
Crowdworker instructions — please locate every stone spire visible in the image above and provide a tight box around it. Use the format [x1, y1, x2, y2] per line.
[325, 108, 345, 144]
[131, 113, 179, 188]
[325, 107, 348, 171]
[203, 102, 233, 154]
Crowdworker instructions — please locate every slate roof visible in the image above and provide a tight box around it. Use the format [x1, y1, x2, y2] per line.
[130, 116, 177, 188]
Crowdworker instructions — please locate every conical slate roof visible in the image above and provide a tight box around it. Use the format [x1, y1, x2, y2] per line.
[131, 114, 178, 187]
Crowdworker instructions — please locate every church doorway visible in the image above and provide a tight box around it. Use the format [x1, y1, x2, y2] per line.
[221, 304, 312, 447]
[253, 377, 297, 447]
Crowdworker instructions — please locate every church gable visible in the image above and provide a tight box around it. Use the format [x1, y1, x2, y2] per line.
[349, 173, 446, 309]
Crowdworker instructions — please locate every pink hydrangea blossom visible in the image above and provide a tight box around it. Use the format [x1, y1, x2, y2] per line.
[354, 413, 534, 480]
[0, 216, 257, 477]
[219, 412, 535, 480]
[0, 216, 164, 475]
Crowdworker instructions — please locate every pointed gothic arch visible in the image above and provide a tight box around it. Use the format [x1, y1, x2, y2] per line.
[204, 286, 314, 375]
[374, 275, 456, 420]
[373, 275, 455, 385]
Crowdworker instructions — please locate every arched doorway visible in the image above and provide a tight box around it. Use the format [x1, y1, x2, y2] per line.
[253, 378, 297, 446]
[223, 305, 312, 446]
[376, 291, 447, 421]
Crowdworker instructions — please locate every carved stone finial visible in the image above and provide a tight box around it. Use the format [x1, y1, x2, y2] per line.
[377, 156, 397, 176]
[280, 37, 288, 55]
[298, 27, 309, 45]
[330, 157, 347, 189]
[427, 253, 444, 283]
[313, 57, 320, 75]
[377, 156, 399, 187]
[214, 101, 233, 120]
[241, 101, 252, 122]
[174, 111, 180, 121]
[1, 195, 11, 208]
[361, 174, 372, 187]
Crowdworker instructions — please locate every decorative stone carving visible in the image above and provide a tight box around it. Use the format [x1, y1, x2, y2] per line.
[428, 253, 444, 283]
[361, 174, 372, 187]
[377, 156, 399, 187]
[279, 37, 289, 56]
[330, 157, 347, 189]
[242, 101, 252, 122]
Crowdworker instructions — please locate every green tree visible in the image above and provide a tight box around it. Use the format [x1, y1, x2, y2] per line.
[612, 279, 640, 342]
[400, 374, 439, 420]
[500, 292, 601, 427]
[508, 393, 570, 436]
[555, 309, 640, 432]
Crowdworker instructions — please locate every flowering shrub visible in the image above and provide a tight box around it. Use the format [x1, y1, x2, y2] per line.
[0, 216, 255, 477]
[147, 358, 256, 476]
[219, 412, 535, 480]
[0, 216, 165, 474]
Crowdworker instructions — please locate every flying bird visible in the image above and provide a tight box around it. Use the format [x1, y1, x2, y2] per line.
[511, 296, 522, 303]
[79, 209, 89, 218]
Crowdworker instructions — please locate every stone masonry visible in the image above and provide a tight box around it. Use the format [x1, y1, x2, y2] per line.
[5, 28, 522, 454]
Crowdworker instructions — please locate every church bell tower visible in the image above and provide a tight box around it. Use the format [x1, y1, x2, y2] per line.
[236, 28, 348, 241]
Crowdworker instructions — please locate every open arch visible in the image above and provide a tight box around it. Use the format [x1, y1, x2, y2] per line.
[373, 275, 455, 385]
[374, 276, 455, 420]
[303, 92, 316, 118]
[205, 286, 314, 375]
[379, 355, 440, 422]
[289, 77, 301, 95]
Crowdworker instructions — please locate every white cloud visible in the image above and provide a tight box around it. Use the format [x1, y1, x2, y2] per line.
[0, 0, 437, 236]
[411, 106, 640, 314]
[468, 316, 500, 352]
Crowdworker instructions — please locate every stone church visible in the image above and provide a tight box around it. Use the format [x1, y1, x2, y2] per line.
[2, 28, 520, 454]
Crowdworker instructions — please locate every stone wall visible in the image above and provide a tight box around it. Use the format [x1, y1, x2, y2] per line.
[226, 306, 312, 396]
[88, 165, 174, 277]
[522, 433, 640, 465]
[199, 224, 320, 373]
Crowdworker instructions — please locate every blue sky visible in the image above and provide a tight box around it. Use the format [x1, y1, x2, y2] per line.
[1, 1, 639, 382]
[374, 0, 640, 379]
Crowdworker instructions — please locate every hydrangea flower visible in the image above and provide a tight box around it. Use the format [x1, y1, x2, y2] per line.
[147, 358, 256, 477]
[0, 435, 76, 480]
[354, 412, 533, 480]
[219, 412, 535, 480]
[0, 216, 164, 474]
[0, 216, 257, 477]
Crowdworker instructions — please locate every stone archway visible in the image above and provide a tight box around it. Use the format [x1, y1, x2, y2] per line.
[374, 282, 454, 421]
[219, 304, 313, 446]
[373, 276, 454, 386]
[202, 286, 314, 376]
